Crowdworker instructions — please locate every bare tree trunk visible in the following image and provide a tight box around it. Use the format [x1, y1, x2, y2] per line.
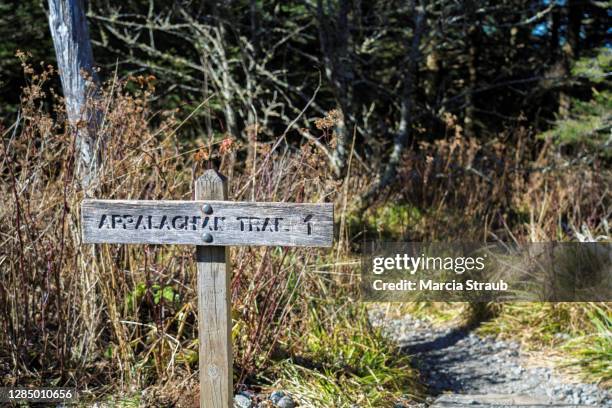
[558, 0, 581, 118]
[317, 0, 354, 178]
[360, 1, 425, 206]
[379, 3, 424, 188]
[48, 0, 101, 191]
[464, 0, 480, 138]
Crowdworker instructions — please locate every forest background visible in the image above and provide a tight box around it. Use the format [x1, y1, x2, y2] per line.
[0, 0, 610, 406]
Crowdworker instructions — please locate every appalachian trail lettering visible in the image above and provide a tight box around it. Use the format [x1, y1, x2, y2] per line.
[96, 214, 295, 233]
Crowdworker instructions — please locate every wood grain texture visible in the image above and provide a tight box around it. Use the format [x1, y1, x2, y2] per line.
[196, 170, 232, 408]
[48, 0, 98, 122]
[81, 199, 333, 247]
[48, 0, 102, 189]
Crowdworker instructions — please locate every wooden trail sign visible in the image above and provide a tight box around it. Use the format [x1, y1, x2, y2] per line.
[81, 170, 334, 408]
[82, 200, 333, 247]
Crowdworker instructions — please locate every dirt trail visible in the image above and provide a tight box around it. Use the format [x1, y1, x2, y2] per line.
[369, 310, 611, 407]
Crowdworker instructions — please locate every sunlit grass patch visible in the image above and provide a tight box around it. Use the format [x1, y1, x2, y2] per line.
[393, 302, 466, 324]
[477, 302, 612, 388]
[561, 304, 612, 386]
[266, 303, 422, 407]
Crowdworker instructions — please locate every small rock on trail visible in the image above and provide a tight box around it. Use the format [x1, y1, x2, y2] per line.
[369, 309, 611, 407]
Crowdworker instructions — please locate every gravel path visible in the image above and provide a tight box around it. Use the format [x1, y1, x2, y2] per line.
[369, 310, 611, 407]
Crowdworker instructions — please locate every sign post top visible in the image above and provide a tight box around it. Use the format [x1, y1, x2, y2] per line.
[196, 169, 228, 200]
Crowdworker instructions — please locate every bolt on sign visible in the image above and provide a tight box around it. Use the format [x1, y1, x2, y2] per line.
[81, 170, 334, 408]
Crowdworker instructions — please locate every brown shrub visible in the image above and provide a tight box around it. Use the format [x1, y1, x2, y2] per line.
[0, 65, 345, 394]
[1, 62, 608, 400]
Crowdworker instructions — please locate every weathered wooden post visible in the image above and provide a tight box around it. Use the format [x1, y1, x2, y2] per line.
[195, 171, 232, 407]
[81, 169, 333, 408]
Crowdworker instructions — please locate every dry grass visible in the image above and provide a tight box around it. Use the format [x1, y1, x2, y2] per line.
[478, 302, 612, 386]
[0, 64, 349, 395]
[361, 115, 610, 243]
[1, 60, 610, 405]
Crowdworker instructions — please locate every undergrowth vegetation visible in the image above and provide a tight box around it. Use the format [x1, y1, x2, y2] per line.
[0, 62, 414, 406]
[270, 305, 420, 406]
[478, 303, 612, 387]
[0, 57, 610, 406]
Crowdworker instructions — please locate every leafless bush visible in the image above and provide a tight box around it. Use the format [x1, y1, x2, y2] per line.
[0, 63, 346, 395]
[1, 61, 608, 401]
